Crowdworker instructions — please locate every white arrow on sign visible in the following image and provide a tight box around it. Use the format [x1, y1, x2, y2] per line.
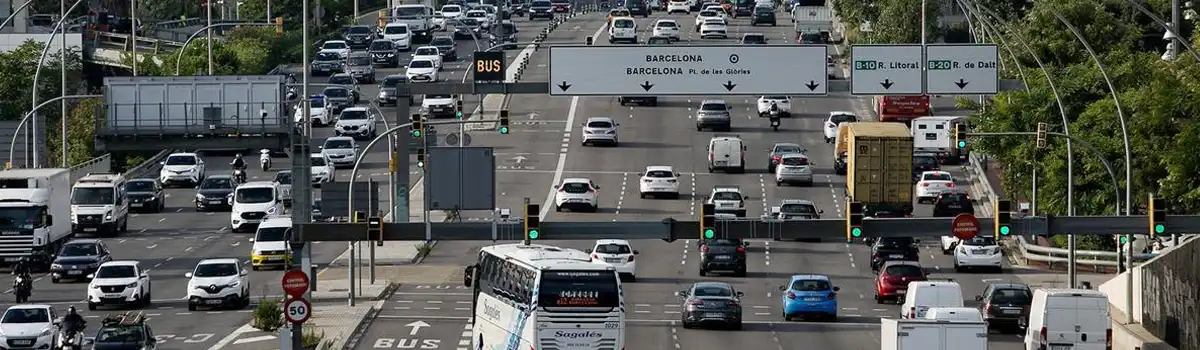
[405, 320, 431, 335]
[511, 156, 527, 164]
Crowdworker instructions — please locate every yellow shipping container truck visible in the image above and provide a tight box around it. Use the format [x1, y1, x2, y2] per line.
[833, 122, 914, 216]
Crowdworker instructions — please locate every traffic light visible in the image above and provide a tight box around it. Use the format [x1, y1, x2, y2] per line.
[1149, 194, 1166, 237]
[416, 148, 426, 168]
[274, 17, 283, 37]
[367, 216, 383, 246]
[700, 203, 716, 239]
[847, 201, 864, 241]
[411, 113, 423, 137]
[1036, 122, 1048, 148]
[524, 204, 541, 241]
[954, 124, 968, 149]
[586, 36, 593, 45]
[498, 110, 510, 134]
[995, 199, 1012, 237]
[455, 100, 464, 119]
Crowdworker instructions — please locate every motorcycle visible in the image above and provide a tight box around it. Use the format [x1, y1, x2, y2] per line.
[13, 274, 31, 303]
[233, 169, 247, 183]
[286, 87, 298, 101]
[769, 110, 781, 131]
[57, 328, 84, 350]
[259, 149, 272, 172]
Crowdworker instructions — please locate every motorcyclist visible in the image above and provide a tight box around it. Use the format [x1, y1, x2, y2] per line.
[61, 306, 86, 343]
[769, 102, 780, 116]
[10, 260, 29, 276]
[230, 154, 246, 170]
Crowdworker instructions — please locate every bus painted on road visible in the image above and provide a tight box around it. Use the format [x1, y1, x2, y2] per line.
[464, 243, 625, 350]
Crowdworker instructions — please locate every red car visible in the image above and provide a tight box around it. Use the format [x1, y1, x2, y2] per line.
[874, 260, 926, 304]
[551, 0, 571, 12]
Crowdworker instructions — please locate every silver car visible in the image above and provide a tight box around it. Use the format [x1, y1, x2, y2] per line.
[344, 52, 377, 83]
[769, 199, 822, 220]
[581, 116, 620, 146]
[773, 153, 813, 186]
[695, 99, 732, 131]
[677, 281, 744, 330]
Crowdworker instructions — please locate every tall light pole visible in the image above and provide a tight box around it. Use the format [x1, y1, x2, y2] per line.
[60, 0, 68, 167]
[131, 0, 138, 76]
[207, 0, 215, 74]
[29, 0, 86, 169]
[0, 0, 37, 31]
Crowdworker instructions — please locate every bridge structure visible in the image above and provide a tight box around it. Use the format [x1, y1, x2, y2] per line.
[83, 18, 247, 68]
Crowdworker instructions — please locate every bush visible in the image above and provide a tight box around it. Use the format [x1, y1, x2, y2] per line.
[252, 298, 284, 332]
[302, 330, 336, 349]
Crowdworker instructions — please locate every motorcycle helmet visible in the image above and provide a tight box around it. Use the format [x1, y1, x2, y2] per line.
[67, 306, 76, 314]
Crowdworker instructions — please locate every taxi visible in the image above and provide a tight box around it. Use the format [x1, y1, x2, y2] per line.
[250, 216, 293, 270]
[608, 8, 632, 24]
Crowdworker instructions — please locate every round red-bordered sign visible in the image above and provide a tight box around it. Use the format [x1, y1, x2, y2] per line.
[951, 213, 981, 240]
[281, 269, 310, 298]
[284, 298, 311, 324]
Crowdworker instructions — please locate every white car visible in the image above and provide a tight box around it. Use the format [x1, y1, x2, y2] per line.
[158, 152, 205, 187]
[756, 95, 791, 117]
[694, 10, 722, 29]
[320, 136, 360, 168]
[432, 12, 446, 30]
[185, 258, 251, 310]
[334, 107, 377, 139]
[405, 59, 440, 83]
[952, 236, 1002, 272]
[0, 305, 57, 349]
[773, 153, 813, 186]
[638, 165, 680, 199]
[272, 170, 293, 206]
[609, 17, 637, 43]
[699, 18, 727, 39]
[476, 5, 499, 23]
[581, 116, 619, 146]
[86, 260, 151, 310]
[310, 153, 335, 184]
[703, 5, 727, 17]
[295, 95, 333, 126]
[229, 181, 283, 233]
[827, 55, 837, 78]
[252, 216, 293, 269]
[707, 185, 746, 217]
[422, 94, 458, 118]
[667, 0, 690, 13]
[652, 19, 680, 40]
[320, 40, 351, 58]
[381, 23, 413, 50]
[465, 10, 490, 27]
[412, 46, 443, 68]
[915, 171, 956, 203]
[441, 4, 463, 19]
[823, 111, 857, 143]
[554, 178, 600, 212]
[587, 239, 638, 282]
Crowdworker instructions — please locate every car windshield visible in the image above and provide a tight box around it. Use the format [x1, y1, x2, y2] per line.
[165, 155, 197, 165]
[194, 263, 238, 277]
[700, 10, 717, 16]
[311, 157, 327, 166]
[125, 181, 154, 192]
[235, 187, 274, 204]
[95, 326, 144, 343]
[587, 121, 614, 128]
[781, 156, 809, 166]
[712, 192, 741, 201]
[323, 42, 348, 50]
[385, 25, 408, 34]
[884, 264, 923, 277]
[560, 182, 591, 194]
[341, 110, 368, 120]
[308, 98, 326, 108]
[256, 226, 288, 241]
[914, 156, 938, 167]
[646, 170, 674, 178]
[347, 26, 370, 34]
[431, 37, 454, 46]
[614, 20, 634, 28]
[443, 5, 461, 11]
[700, 102, 726, 111]
[370, 41, 393, 50]
[780, 203, 816, 215]
[347, 56, 371, 65]
[594, 243, 631, 254]
[416, 47, 438, 56]
[656, 21, 677, 28]
[961, 236, 997, 246]
[410, 60, 434, 68]
[692, 285, 732, 297]
[60, 243, 99, 256]
[923, 173, 952, 181]
[200, 177, 234, 189]
[938, 193, 970, 203]
[96, 265, 136, 278]
[743, 35, 766, 43]
[773, 145, 803, 153]
[315, 52, 340, 60]
[830, 113, 857, 124]
[273, 172, 292, 185]
[71, 188, 114, 205]
[325, 139, 354, 149]
[1, 309, 49, 323]
[790, 279, 831, 291]
[329, 75, 354, 84]
[763, 96, 787, 101]
[383, 77, 405, 87]
[991, 288, 1033, 304]
[323, 88, 348, 97]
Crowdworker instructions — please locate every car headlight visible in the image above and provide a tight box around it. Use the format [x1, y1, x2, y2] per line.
[104, 211, 113, 220]
[90, 284, 100, 289]
[196, 194, 205, 201]
[992, 247, 1002, 255]
[227, 281, 240, 288]
[125, 282, 138, 288]
[39, 328, 51, 337]
[51, 263, 62, 269]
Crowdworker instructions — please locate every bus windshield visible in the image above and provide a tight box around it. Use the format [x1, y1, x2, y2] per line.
[537, 270, 620, 309]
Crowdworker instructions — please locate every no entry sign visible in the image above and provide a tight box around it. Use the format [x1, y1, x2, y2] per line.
[281, 269, 310, 297]
[951, 213, 981, 240]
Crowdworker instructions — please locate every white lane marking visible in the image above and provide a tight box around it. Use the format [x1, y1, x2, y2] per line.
[764, 240, 771, 266]
[613, 173, 627, 220]
[206, 323, 254, 350]
[688, 174, 697, 216]
[759, 174, 768, 214]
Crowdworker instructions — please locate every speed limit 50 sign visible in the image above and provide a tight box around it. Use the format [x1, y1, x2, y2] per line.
[284, 298, 312, 324]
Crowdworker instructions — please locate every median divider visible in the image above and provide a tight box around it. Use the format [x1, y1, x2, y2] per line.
[124, 149, 175, 179]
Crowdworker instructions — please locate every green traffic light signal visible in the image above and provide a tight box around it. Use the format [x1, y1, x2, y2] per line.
[999, 226, 1010, 235]
[957, 140, 967, 148]
[528, 229, 540, 239]
[456, 111, 463, 119]
[412, 130, 422, 137]
[499, 126, 509, 134]
[851, 227, 862, 237]
[1120, 235, 1128, 244]
[1155, 224, 1165, 234]
[703, 228, 714, 239]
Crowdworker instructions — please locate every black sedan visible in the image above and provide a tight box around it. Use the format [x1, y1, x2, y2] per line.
[429, 36, 459, 61]
[124, 178, 164, 213]
[455, 18, 483, 40]
[677, 282, 743, 329]
[50, 239, 112, 283]
[194, 175, 237, 212]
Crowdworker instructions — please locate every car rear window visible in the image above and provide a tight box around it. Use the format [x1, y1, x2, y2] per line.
[923, 173, 952, 181]
[991, 288, 1032, 303]
[712, 192, 742, 201]
[646, 170, 673, 178]
[701, 102, 727, 111]
[560, 182, 591, 193]
[781, 157, 808, 166]
[780, 204, 816, 215]
[594, 244, 631, 254]
[704, 238, 740, 246]
[587, 121, 614, 128]
[790, 279, 831, 291]
[657, 21, 677, 27]
[961, 237, 996, 246]
[693, 286, 732, 297]
[884, 265, 923, 277]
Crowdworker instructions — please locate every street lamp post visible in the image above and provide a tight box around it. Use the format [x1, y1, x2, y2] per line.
[28, 0, 86, 169]
[0, 0, 37, 31]
[8, 94, 102, 166]
[207, 0, 214, 74]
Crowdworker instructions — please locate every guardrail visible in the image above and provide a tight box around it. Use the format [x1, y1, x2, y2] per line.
[89, 31, 185, 55]
[124, 149, 174, 179]
[67, 154, 113, 184]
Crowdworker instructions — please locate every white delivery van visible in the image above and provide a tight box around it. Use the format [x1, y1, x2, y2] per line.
[1023, 288, 1111, 350]
[923, 307, 984, 322]
[901, 281, 965, 319]
[880, 318, 988, 350]
[707, 135, 746, 173]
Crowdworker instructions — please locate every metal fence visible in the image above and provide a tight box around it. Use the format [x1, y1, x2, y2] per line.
[97, 101, 292, 136]
[1141, 237, 1200, 349]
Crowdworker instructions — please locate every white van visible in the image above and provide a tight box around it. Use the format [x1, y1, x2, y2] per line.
[924, 307, 984, 322]
[229, 181, 283, 233]
[1023, 288, 1111, 350]
[71, 173, 130, 236]
[707, 135, 746, 173]
[901, 281, 965, 319]
[609, 17, 638, 43]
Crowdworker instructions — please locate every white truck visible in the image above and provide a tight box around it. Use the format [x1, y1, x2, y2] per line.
[880, 318, 988, 350]
[791, 5, 840, 43]
[0, 168, 73, 268]
[911, 116, 968, 164]
[390, 4, 436, 41]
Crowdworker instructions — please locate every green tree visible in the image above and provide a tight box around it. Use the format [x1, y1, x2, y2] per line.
[831, 0, 939, 44]
[46, 98, 101, 167]
[123, 27, 308, 76]
[0, 40, 90, 167]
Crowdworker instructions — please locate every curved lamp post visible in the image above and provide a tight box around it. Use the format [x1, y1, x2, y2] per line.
[0, 0, 37, 31]
[954, 0, 1029, 90]
[173, 22, 275, 75]
[1119, 0, 1200, 64]
[7, 94, 101, 166]
[27, 0, 86, 169]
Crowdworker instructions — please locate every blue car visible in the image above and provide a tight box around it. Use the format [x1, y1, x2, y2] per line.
[779, 274, 840, 321]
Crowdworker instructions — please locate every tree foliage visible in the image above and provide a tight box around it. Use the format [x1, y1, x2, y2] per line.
[831, 0, 940, 44]
[0, 40, 89, 166]
[123, 27, 308, 76]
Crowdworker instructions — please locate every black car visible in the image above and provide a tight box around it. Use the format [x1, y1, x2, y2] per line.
[454, 18, 483, 39]
[740, 33, 767, 45]
[92, 312, 156, 350]
[429, 36, 459, 61]
[622, 0, 651, 16]
[310, 51, 344, 76]
[50, 239, 112, 283]
[732, 0, 754, 16]
[677, 282, 743, 329]
[699, 238, 747, 276]
[124, 179, 164, 213]
[328, 74, 361, 103]
[508, 0, 526, 15]
[750, 6, 775, 25]
[377, 75, 410, 106]
[870, 237, 920, 271]
[529, 0, 554, 19]
[343, 25, 375, 49]
[975, 283, 1033, 332]
[912, 152, 941, 182]
[368, 40, 401, 67]
[933, 190, 974, 218]
[489, 22, 519, 49]
[194, 175, 237, 212]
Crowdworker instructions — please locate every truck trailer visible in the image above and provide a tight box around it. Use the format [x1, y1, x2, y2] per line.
[0, 168, 73, 268]
[834, 122, 914, 216]
[880, 318, 988, 350]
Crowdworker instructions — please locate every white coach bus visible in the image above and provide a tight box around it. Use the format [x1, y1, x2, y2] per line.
[463, 243, 626, 350]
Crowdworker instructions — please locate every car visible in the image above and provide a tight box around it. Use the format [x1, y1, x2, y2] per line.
[91, 312, 156, 349]
[342, 25, 374, 49]
[796, 31, 823, 44]
[464, 10, 490, 27]
[412, 46, 443, 68]
[779, 275, 840, 321]
[638, 165, 680, 199]
[319, 40, 351, 58]
[766, 142, 805, 172]
[550, 0, 571, 12]
[377, 75, 410, 107]
[440, 4, 464, 19]
[827, 55, 837, 78]
[586, 239, 638, 281]
[695, 99, 732, 131]
[974, 283, 1032, 332]
[229, 181, 283, 232]
[268, 171, 292, 208]
[873, 260, 926, 304]
[158, 152, 205, 187]
[871, 237, 921, 271]
[698, 238, 746, 276]
[607, 8, 631, 24]
[321, 136, 360, 168]
[431, 11, 446, 29]
[368, 39, 401, 67]
[652, 19, 680, 40]
[581, 116, 620, 146]
[328, 73, 361, 102]
[952, 236, 1002, 272]
[87, 260, 152, 310]
[915, 171, 956, 203]
[553, 178, 600, 212]
[644, 35, 673, 46]
[185, 258, 250, 310]
[50, 239, 112, 283]
[251, 217, 293, 269]
[667, 0, 690, 13]
[707, 185, 746, 217]
[767, 199, 822, 220]
[310, 50, 344, 75]
[194, 175, 237, 212]
[707, 135, 745, 172]
[422, 94, 459, 118]
[124, 178, 164, 213]
[406, 59, 440, 83]
[295, 95, 333, 126]
[912, 152, 941, 181]
[694, 10, 722, 30]
[321, 86, 355, 114]
[310, 153, 335, 185]
[677, 282, 743, 329]
[609, 17, 637, 44]
[428, 36, 459, 61]
[476, 4, 499, 23]
[823, 111, 857, 143]
[757, 95, 791, 118]
[454, 17, 483, 39]
[334, 107, 377, 139]
[774, 153, 813, 186]
[528, 0, 554, 19]
[932, 190, 973, 218]
[733, 0, 755, 16]
[344, 52, 376, 83]
[623, 0, 651, 16]
[750, 5, 775, 25]
[381, 23, 413, 50]
[740, 32, 767, 44]
[0, 305, 57, 349]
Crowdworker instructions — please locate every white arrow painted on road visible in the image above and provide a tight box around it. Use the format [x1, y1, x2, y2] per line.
[528, 112, 539, 120]
[512, 156, 527, 164]
[405, 320, 431, 335]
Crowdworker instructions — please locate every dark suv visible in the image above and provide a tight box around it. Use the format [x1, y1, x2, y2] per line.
[932, 191, 974, 217]
[368, 40, 400, 67]
[699, 238, 747, 277]
[974, 283, 1033, 333]
[870, 237, 920, 271]
[622, 0, 651, 16]
[750, 6, 775, 26]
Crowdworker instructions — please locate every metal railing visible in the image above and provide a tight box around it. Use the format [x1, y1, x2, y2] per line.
[97, 101, 292, 137]
[123, 149, 175, 179]
[88, 31, 184, 55]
